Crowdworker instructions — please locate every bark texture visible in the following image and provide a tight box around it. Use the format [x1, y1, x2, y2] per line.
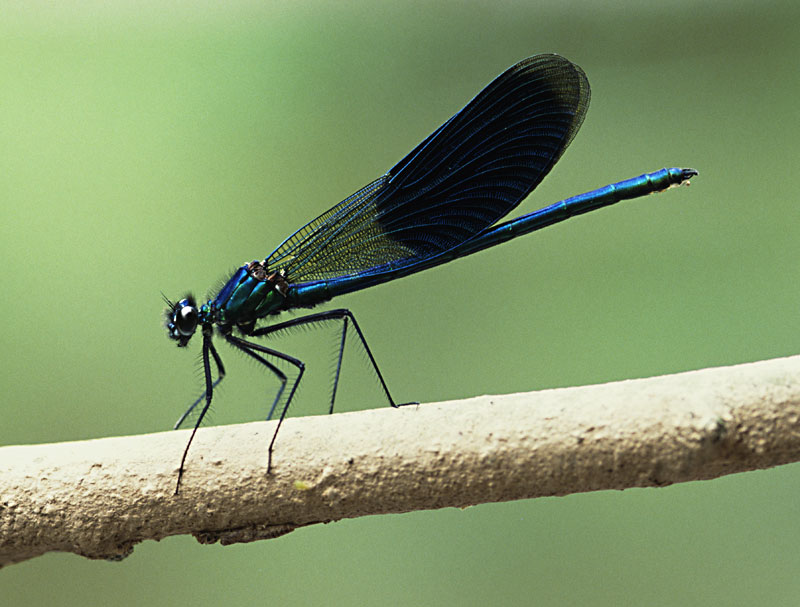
[2, 355, 800, 568]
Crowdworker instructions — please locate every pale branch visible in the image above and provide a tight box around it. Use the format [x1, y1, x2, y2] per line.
[2, 355, 800, 568]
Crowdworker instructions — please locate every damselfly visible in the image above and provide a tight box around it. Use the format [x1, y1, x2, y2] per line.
[165, 54, 696, 492]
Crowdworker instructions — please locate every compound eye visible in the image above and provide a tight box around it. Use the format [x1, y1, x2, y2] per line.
[175, 303, 198, 336]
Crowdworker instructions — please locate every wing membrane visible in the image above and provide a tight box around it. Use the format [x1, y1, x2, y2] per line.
[267, 54, 590, 282]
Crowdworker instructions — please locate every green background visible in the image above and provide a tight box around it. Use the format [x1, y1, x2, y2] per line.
[2, 1, 800, 604]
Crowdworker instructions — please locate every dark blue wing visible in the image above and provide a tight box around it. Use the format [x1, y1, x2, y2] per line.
[266, 54, 590, 282]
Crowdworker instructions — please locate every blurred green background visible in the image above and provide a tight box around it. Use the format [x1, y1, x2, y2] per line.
[2, 0, 799, 604]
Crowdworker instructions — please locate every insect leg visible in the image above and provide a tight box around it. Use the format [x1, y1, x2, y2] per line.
[224, 334, 305, 473]
[175, 331, 223, 494]
[249, 308, 415, 413]
[173, 339, 226, 430]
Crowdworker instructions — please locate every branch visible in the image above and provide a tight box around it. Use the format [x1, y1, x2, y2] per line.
[3, 355, 800, 568]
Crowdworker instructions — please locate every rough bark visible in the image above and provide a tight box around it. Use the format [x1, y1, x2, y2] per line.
[2, 355, 800, 568]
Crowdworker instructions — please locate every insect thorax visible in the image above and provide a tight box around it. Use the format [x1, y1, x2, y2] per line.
[211, 260, 289, 327]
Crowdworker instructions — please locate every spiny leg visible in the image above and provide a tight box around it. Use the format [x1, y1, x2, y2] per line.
[330, 313, 348, 413]
[248, 308, 415, 413]
[225, 333, 305, 473]
[175, 331, 223, 495]
[173, 340, 226, 430]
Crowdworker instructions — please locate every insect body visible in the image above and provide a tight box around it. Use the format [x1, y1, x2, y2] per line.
[165, 54, 696, 493]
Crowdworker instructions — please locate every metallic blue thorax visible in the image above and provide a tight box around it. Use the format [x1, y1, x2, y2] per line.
[208, 261, 288, 328]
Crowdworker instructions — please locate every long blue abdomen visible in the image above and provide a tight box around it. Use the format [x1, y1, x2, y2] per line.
[287, 168, 696, 307]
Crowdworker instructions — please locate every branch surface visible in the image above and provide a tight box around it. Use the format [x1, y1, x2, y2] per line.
[2, 355, 800, 567]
